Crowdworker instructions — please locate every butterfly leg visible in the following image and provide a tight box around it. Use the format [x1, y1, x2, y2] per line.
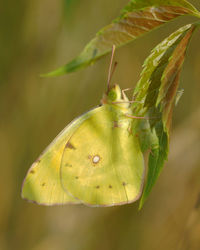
[122, 88, 133, 100]
[125, 114, 160, 120]
[111, 100, 143, 105]
[122, 88, 142, 102]
[124, 114, 147, 119]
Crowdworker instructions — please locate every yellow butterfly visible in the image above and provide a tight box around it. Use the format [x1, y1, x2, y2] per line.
[21, 46, 145, 207]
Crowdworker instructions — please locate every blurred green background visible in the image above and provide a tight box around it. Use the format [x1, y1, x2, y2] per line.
[1, 0, 200, 249]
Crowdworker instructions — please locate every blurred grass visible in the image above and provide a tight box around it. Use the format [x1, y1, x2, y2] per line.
[0, 0, 200, 249]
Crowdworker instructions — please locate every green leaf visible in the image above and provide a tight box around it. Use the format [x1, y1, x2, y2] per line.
[43, 0, 199, 77]
[157, 24, 197, 132]
[123, 0, 199, 14]
[138, 119, 168, 209]
[133, 24, 195, 111]
[132, 23, 198, 209]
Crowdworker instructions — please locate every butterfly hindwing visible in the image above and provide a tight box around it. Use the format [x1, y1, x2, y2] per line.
[60, 105, 144, 207]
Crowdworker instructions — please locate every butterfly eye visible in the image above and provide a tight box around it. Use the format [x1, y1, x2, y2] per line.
[108, 89, 117, 101]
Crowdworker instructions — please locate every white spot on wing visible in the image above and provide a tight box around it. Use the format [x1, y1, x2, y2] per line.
[93, 155, 100, 164]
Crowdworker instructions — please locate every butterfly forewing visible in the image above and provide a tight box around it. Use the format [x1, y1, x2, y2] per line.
[21, 108, 96, 205]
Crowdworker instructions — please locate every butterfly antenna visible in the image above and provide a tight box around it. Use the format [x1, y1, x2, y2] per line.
[107, 45, 117, 91]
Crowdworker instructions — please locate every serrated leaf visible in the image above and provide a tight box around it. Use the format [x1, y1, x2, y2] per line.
[43, 0, 199, 77]
[157, 25, 197, 131]
[133, 23, 198, 209]
[133, 24, 194, 112]
[123, 0, 199, 14]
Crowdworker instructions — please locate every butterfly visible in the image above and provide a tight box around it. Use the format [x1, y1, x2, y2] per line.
[21, 46, 145, 207]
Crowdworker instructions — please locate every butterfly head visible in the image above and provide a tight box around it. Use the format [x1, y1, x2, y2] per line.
[107, 84, 122, 101]
[101, 84, 129, 109]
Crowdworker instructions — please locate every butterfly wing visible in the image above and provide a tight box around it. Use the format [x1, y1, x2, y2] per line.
[21, 108, 98, 205]
[60, 105, 145, 207]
